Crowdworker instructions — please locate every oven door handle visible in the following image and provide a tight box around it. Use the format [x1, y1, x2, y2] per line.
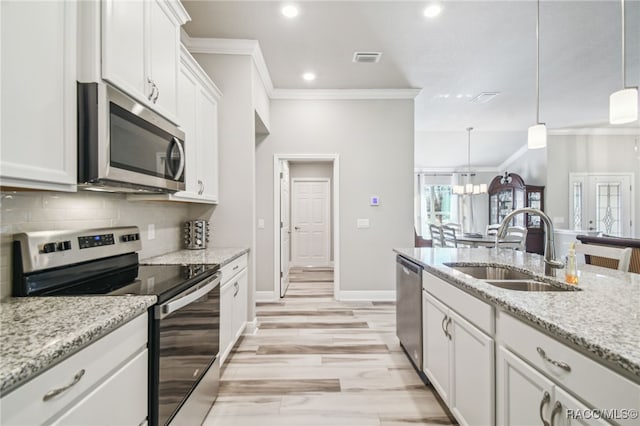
[156, 273, 220, 320]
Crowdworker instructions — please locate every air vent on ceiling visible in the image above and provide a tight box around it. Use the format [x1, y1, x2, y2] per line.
[469, 92, 500, 104]
[353, 52, 382, 63]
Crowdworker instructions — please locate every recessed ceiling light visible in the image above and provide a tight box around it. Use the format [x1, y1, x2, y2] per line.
[302, 72, 316, 81]
[281, 4, 299, 18]
[423, 4, 442, 18]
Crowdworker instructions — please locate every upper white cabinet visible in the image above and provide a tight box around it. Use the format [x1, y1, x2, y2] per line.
[0, 1, 77, 191]
[101, 0, 188, 123]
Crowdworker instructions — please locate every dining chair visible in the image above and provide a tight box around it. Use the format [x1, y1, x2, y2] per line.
[441, 225, 458, 248]
[429, 224, 444, 247]
[486, 224, 500, 236]
[498, 226, 528, 251]
[574, 242, 632, 271]
[442, 222, 462, 235]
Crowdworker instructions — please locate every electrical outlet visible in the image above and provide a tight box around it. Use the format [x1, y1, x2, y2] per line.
[147, 224, 155, 240]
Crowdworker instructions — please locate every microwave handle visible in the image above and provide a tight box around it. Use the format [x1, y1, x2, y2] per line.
[173, 138, 185, 181]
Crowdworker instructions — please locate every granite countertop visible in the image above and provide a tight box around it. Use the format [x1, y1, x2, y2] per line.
[394, 247, 640, 380]
[142, 247, 249, 266]
[0, 296, 156, 394]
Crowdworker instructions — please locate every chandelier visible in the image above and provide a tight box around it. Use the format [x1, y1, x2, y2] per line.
[453, 127, 488, 195]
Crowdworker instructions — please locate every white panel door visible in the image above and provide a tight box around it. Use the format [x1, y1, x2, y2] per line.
[422, 292, 451, 403]
[280, 161, 291, 297]
[291, 179, 330, 266]
[496, 346, 554, 426]
[449, 309, 494, 426]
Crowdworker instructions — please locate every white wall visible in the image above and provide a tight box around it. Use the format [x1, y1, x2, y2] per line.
[501, 147, 547, 186]
[0, 191, 194, 299]
[546, 133, 640, 237]
[255, 98, 414, 297]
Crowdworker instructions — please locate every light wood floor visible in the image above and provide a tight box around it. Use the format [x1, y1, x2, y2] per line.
[203, 274, 456, 426]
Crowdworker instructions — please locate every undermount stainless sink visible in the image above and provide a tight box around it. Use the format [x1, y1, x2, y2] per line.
[445, 264, 580, 292]
[484, 280, 570, 292]
[446, 265, 534, 280]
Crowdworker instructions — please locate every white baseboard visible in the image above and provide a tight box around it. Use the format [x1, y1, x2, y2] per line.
[256, 290, 278, 302]
[337, 290, 396, 301]
[243, 318, 259, 335]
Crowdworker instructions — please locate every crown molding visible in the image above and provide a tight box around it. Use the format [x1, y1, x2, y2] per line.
[549, 127, 640, 136]
[271, 88, 422, 100]
[414, 167, 499, 174]
[181, 34, 274, 95]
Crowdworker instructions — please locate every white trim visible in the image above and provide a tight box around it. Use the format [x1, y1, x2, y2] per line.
[497, 144, 530, 171]
[337, 290, 396, 302]
[549, 127, 640, 136]
[414, 167, 499, 174]
[255, 290, 277, 302]
[274, 154, 340, 299]
[290, 178, 331, 267]
[271, 88, 421, 100]
[244, 318, 259, 335]
[181, 35, 274, 95]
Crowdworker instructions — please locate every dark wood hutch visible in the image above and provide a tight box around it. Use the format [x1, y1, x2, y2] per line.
[488, 172, 545, 254]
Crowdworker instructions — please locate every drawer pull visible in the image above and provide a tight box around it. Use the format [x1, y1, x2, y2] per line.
[43, 369, 85, 401]
[550, 401, 562, 426]
[539, 391, 550, 426]
[537, 347, 572, 372]
[233, 265, 239, 271]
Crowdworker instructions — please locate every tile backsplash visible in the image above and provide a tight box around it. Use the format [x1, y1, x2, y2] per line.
[1, 191, 211, 299]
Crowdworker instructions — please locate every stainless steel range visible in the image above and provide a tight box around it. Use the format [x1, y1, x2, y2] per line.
[12, 226, 220, 426]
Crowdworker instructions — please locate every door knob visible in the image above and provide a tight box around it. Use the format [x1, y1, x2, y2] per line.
[294, 226, 300, 230]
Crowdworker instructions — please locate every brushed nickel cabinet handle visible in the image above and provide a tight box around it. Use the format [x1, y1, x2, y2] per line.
[446, 317, 452, 340]
[537, 347, 571, 372]
[441, 315, 448, 338]
[550, 401, 562, 426]
[539, 391, 551, 426]
[43, 369, 85, 401]
[233, 282, 239, 297]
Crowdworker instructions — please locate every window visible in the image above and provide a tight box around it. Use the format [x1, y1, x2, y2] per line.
[415, 174, 459, 236]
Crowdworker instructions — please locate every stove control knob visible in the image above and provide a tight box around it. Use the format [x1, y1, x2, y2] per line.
[43, 242, 56, 253]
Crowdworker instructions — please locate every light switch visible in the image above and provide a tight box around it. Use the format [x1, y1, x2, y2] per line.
[147, 224, 155, 240]
[357, 218, 370, 229]
[257, 218, 265, 229]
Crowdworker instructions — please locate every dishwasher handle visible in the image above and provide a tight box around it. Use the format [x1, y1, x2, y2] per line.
[397, 256, 422, 275]
[156, 273, 220, 319]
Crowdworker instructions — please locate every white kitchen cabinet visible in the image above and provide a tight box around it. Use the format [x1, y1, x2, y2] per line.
[0, 0, 77, 191]
[101, 0, 188, 123]
[220, 254, 249, 365]
[422, 291, 494, 426]
[133, 46, 221, 204]
[0, 313, 148, 426]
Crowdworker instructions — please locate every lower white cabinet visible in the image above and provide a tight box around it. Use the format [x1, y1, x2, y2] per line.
[0, 313, 148, 426]
[220, 254, 249, 365]
[422, 291, 494, 426]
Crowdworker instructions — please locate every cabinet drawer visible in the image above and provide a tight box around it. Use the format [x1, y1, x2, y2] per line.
[220, 254, 248, 284]
[497, 311, 640, 418]
[423, 271, 494, 335]
[1, 313, 148, 425]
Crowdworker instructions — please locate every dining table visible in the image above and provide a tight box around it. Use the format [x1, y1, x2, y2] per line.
[456, 233, 522, 248]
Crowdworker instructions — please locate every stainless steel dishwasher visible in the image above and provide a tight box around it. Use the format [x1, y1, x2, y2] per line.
[396, 255, 425, 376]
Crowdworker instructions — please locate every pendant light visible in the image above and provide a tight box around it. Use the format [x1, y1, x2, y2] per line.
[609, 0, 638, 124]
[528, 0, 546, 149]
[453, 127, 488, 195]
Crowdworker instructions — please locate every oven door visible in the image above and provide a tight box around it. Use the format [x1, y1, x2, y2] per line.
[151, 272, 220, 426]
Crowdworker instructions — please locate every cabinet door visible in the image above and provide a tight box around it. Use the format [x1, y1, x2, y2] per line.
[176, 62, 200, 197]
[497, 346, 554, 426]
[220, 282, 234, 366]
[51, 350, 148, 426]
[449, 310, 494, 426]
[197, 87, 219, 202]
[231, 268, 248, 340]
[101, 0, 146, 102]
[422, 292, 450, 402]
[554, 387, 610, 426]
[0, 0, 77, 191]
[147, 0, 179, 120]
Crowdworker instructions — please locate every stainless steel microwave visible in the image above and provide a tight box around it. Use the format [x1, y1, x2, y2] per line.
[78, 82, 185, 193]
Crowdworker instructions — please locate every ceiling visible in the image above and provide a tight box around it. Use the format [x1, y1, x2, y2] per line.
[182, 0, 640, 166]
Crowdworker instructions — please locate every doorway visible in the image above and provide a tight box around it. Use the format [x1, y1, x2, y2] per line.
[569, 173, 634, 236]
[273, 155, 339, 299]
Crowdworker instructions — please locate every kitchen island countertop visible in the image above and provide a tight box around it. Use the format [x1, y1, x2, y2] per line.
[394, 247, 640, 381]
